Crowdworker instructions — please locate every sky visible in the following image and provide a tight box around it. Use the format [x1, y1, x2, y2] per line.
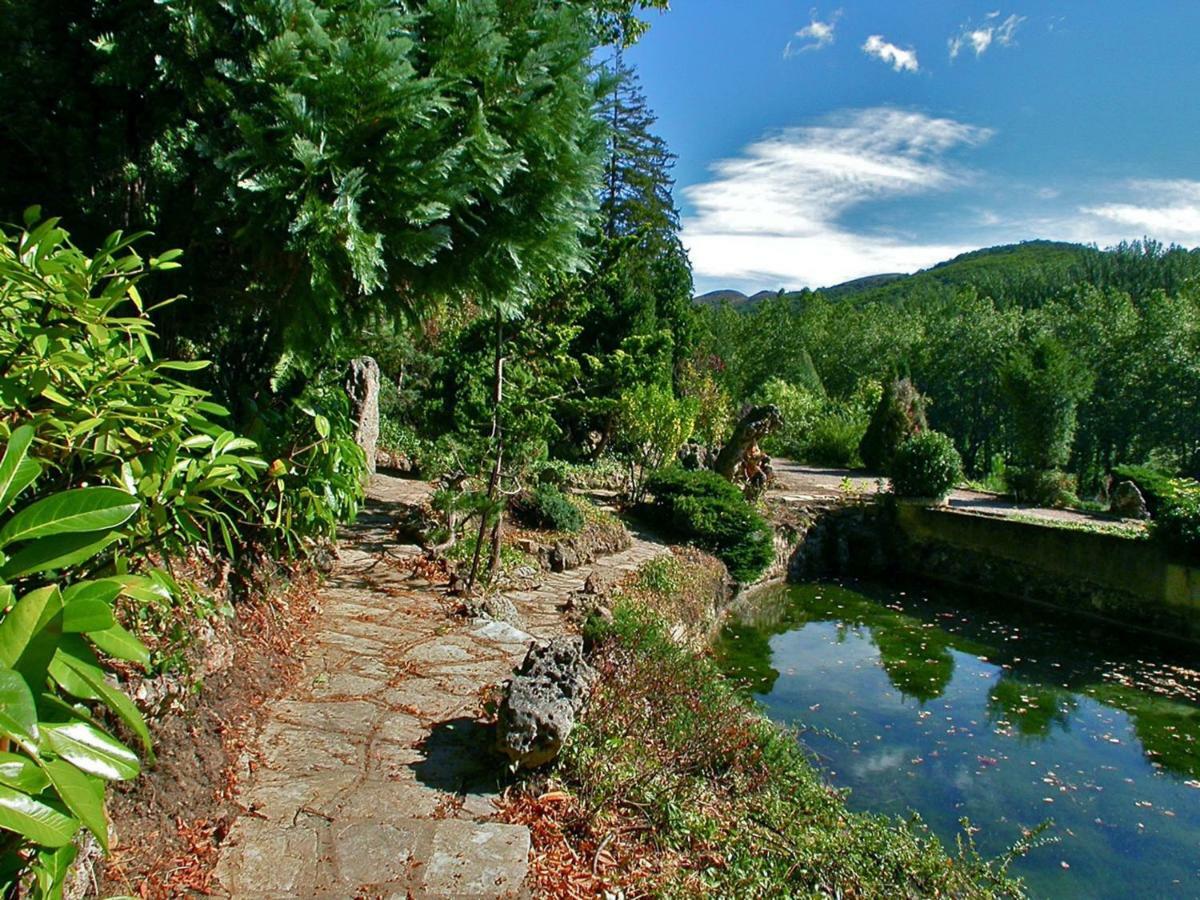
[623, 1, 1200, 294]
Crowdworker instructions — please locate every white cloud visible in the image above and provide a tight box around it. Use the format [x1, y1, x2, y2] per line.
[949, 13, 1025, 59]
[785, 10, 839, 57]
[1081, 180, 1200, 245]
[862, 35, 919, 73]
[680, 108, 992, 289]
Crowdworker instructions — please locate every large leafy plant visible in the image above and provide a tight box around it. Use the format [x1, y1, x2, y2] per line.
[0, 427, 154, 895]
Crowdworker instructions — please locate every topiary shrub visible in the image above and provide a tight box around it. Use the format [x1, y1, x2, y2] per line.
[890, 431, 963, 502]
[643, 468, 774, 582]
[1151, 478, 1200, 563]
[512, 484, 584, 533]
[859, 377, 927, 472]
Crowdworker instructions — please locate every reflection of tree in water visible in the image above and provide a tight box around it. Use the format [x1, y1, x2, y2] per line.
[987, 677, 1076, 737]
[1087, 684, 1200, 779]
[872, 622, 954, 703]
[716, 622, 781, 695]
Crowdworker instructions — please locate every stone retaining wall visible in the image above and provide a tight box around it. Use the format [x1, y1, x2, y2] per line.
[777, 499, 1200, 642]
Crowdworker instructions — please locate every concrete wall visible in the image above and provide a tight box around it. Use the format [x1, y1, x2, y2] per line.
[893, 503, 1200, 641]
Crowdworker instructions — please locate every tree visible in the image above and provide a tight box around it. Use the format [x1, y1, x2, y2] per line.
[0, 0, 608, 404]
[859, 377, 927, 473]
[546, 61, 695, 453]
[1001, 334, 1093, 472]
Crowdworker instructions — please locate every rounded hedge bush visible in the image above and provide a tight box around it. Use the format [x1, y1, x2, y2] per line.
[889, 431, 963, 502]
[512, 484, 583, 533]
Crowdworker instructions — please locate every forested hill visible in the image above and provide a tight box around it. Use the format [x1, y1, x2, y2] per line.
[695, 240, 1094, 310]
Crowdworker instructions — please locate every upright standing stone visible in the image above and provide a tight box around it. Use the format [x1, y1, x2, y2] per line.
[345, 356, 381, 476]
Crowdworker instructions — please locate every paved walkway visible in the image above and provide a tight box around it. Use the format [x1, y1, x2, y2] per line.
[768, 459, 1143, 529]
[212, 474, 667, 898]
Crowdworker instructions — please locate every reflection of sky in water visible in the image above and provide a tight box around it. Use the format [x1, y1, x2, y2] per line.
[715, 581, 1200, 899]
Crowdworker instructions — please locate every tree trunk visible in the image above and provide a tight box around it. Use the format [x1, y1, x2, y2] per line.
[714, 404, 783, 480]
[465, 312, 505, 593]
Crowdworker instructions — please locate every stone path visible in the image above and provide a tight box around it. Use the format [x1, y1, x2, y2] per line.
[211, 473, 667, 898]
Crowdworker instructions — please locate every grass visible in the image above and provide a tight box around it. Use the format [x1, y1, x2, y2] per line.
[1007, 513, 1149, 540]
[501, 558, 1030, 898]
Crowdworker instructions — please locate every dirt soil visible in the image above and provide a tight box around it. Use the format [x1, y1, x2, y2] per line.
[95, 565, 322, 899]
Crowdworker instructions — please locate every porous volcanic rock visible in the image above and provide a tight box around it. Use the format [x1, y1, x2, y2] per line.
[496, 638, 596, 769]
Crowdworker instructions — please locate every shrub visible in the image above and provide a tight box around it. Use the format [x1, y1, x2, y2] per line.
[0, 215, 365, 892]
[1151, 478, 1200, 562]
[890, 431, 963, 501]
[511, 485, 583, 533]
[1111, 464, 1174, 516]
[1006, 467, 1079, 509]
[612, 384, 697, 501]
[804, 411, 867, 467]
[643, 468, 774, 583]
[860, 377, 927, 472]
[753, 378, 824, 459]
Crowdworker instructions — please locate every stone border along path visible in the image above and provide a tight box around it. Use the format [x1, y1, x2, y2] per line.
[211, 473, 668, 898]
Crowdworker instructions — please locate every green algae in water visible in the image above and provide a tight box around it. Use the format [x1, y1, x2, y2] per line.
[715, 580, 1200, 898]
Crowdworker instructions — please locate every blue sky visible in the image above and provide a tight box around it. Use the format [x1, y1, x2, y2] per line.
[624, 1, 1200, 293]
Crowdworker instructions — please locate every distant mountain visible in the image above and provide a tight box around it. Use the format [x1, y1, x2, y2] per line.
[693, 240, 1094, 311]
[692, 288, 780, 311]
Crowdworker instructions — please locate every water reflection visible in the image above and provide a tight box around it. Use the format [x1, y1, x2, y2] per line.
[714, 579, 1200, 898]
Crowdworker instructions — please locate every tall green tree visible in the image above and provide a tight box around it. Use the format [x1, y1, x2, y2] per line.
[0, 0, 609, 403]
[540, 61, 696, 454]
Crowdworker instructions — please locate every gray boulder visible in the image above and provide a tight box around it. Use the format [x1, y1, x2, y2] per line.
[345, 356, 381, 476]
[495, 638, 597, 770]
[1111, 480, 1150, 519]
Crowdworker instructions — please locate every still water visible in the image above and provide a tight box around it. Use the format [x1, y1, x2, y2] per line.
[714, 580, 1200, 898]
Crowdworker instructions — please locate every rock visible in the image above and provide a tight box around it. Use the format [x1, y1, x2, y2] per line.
[549, 542, 580, 573]
[677, 440, 711, 471]
[345, 356, 381, 476]
[1111, 480, 1150, 519]
[496, 638, 597, 769]
[461, 594, 523, 628]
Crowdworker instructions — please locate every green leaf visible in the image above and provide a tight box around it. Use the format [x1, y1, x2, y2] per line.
[0, 426, 36, 509]
[0, 752, 49, 794]
[0, 531, 120, 579]
[58, 640, 152, 758]
[0, 784, 80, 848]
[42, 759, 108, 850]
[0, 486, 139, 547]
[0, 587, 63, 688]
[87, 623, 149, 668]
[0, 669, 38, 744]
[154, 360, 209, 372]
[62, 580, 122, 607]
[33, 843, 77, 900]
[41, 721, 139, 781]
[0, 459, 40, 512]
[61, 600, 115, 634]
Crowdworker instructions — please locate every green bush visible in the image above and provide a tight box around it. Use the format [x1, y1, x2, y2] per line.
[643, 468, 774, 582]
[804, 412, 866, 467]
[512, 485, 583, 533]
[890, 431, 963, 501]
[1006, 467, 1079, 509]
[0, 215, 366, 893]
[1151, 478, 1200, 562]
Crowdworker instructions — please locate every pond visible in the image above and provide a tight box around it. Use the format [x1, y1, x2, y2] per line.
[714, 579, 1200, 898]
